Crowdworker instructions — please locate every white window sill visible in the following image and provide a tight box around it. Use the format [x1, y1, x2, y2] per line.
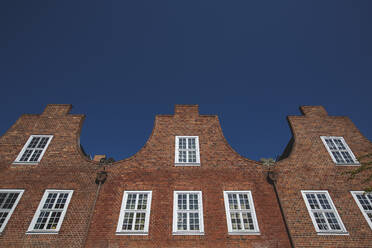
[317, 231, 349, 236]
[115, 232, 148, 235]
[335, 162, 360, 166]
[26, 231, 59, 234]
[172, 231, 204, 235]
[12, 161, 39, 165]
[174, 163, 201, 167]
[228, 231, 260, 235]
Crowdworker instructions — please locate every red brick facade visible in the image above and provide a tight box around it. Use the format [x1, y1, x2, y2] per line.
[275, 106, 372, 248]
[0, 104, 371, 247]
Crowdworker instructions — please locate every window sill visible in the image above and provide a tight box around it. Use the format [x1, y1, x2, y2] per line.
[174, 163, 201, 167]
[228, 231, 260, 235]
[316, 231, 349, 236]
[115, 232, 148, 235]
[335, 162, 360, 166]
[12, 162, 39, 165]
[26, 231, 59, 234]
[172, 231, 204, 235]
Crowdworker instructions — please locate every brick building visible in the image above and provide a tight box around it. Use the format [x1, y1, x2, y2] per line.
[0, 104, 371, 247]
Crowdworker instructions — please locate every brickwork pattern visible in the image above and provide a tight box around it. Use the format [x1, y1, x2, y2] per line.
[85, 105, 291, 248]
[275, 106, 372, 248]
[0, 105, 99, 247]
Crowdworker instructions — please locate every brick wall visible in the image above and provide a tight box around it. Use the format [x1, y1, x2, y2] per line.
[85, 105, 291, 248]
[0, 105, 99, 247]
[275, 106, 372, 248]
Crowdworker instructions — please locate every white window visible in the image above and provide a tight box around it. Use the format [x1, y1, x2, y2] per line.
[172, 191, 204, 235]
[0, 190, 24, 233]
[223, 191, 260, 235]
[27, 190, 73, 233]
[301, 190, 347, 234]
[320, 136, 359, 165]
[175, 136, 200, 166]
[351, 191, 372, 230]
[116, 191, 152, 235]
[14, 135, 53, 164]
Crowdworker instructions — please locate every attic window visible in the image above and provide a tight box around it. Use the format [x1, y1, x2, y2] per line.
[14, 135, 53, 164]
[175, 136, 200, 166]
[320, 136, 359, 165]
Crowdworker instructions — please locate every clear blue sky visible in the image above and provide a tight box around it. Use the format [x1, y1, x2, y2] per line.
[1, 1, 371, 161]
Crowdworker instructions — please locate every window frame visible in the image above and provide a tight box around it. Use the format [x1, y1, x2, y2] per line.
[320, 136, 359, 166]
[0, 189, 24, 233]
[172, 191, 204, 235]
[174, 136, 200, 166]
[351, 191, 372, 230]
[14, 135, 53, 164]
[116, 191, 152, 235]
[27, 189, 73, 234]
[301, 190, 347, 235]
[223, 191, 260, 235]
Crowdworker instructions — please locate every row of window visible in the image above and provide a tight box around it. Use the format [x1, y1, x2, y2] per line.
[13, 135, 359, 166]
[1, 189, 371, 235]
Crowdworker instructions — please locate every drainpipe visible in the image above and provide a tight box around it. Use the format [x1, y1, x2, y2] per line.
[82, 161, 109, 248]
[267, 170, 295, 248]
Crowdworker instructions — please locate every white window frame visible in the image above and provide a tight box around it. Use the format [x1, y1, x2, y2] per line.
[223, 191, 260, 235]
[301, 190, 347, 235]
[116, 191, 152, 235]
[27, 190, 73, 234]
[14, 135, 53, 164]
[172, 191, 204, 235]
[351, 191, 372, 230]
[0, 189, 24, 233]
[320, 136, 359, 166]
[174, 136, 200, 166]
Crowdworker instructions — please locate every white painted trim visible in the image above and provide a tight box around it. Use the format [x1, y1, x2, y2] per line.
[0, 189, 24, 233]
[350, 191, 372, 230]
[301, 190, 347, 234]
[27, 189, 73, 234]
[223, 191, 260, 235]
[14, 135, 53, 164]
[116, 191, 152, 235]
[172, 191, 204, 235]
[320, 136, 359, 166]
[174, 136, 201, 166]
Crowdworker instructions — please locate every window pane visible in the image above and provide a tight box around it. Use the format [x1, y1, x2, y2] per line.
[0, 212, 9, 228]
[356, 194, 372, 211]
[189, 194, 198, 210]
[46, 211, 61, 230]
[43, 193, 58, 209]
[29, 150, 42, 162]
[177, 213, 187, 230]
[188, 138, 196, 149]
[125, 194, 137, 210]
[34, 211, 50, 230]
[179, 138, 186, 149]
[239, 194, 250, 210]
[331, 151, 345, 163]
[325, 212, 341, 230]
[189, 212, 199, 230]
[37, 137, 49, 148]
[306, 194, 320, 209]
[333, 139, 346, 150]
[178, 194, 187, 210]
[2, 193, 19, 209]
[341, 151, 354, 163]
[122, 212, 134, 230]
[134, 212, 146, 230]
[317, 194, 331, 210]
[137, 194, 148, 210]
[242, 212, 254, 230]
[230, 213, 242, 230]
[313, 212, 328, 230]
[228, 194, 239, 210]
[325, 139, 336, 150]
[28, 137, 40, 148]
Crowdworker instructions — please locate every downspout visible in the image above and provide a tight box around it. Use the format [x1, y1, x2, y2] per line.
[82, 166, 108, 248]
[267, 170, 295, 248]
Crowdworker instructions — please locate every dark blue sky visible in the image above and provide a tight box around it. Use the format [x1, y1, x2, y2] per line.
[1, 0, 371, 161]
